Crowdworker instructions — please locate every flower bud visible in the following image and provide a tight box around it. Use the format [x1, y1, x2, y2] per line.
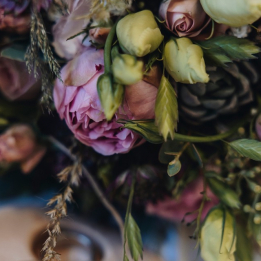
[207, 177, 241, 209]
[112, 54, 144, 85]
[163, 38, 209, 84]
[97, 73, 124, 120]
[200, 0, 261, 27]
[201, 207, 236, 261]
[116, 10, 164, 57]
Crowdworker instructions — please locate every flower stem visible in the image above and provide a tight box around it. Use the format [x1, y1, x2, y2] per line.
[48, 136, 125, 242]
[104, 22, 117, 73]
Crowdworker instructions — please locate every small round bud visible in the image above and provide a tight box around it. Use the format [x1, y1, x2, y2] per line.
[243, 205, 254, 213]
[254, 215, 261, 225]
[255, 202, 261, 211]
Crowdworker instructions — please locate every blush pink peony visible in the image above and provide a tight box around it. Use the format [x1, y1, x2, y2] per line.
[146, 176, 219, 222]
[159, 0, 211, 38]
[53, 47, 158, 155]
[0, 57, 41, 101]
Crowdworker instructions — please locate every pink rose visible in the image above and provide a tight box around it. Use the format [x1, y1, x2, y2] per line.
[159, 0, 211, 38]
[0, 125, 46, 173]
[0, 12, 30, 34]
[52, 0, 92, 60]
[146, 176, 219, 222]
[0, 57, 41, 101]
[53, 47, 158, 155]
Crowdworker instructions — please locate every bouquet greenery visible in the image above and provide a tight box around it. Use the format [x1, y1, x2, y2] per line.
[1, 0, 261, 260]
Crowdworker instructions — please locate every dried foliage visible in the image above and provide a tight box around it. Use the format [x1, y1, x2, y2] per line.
[79, 0, 132, 20]
[42, 160, 82, 261]
[25, 7, 61, 110]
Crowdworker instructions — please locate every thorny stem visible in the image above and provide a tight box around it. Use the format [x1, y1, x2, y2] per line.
[48, 136, 125, 242]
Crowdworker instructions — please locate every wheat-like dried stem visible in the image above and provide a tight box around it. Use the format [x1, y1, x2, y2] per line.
[42, 159, 82, 261]
[47, 136, 125, 242]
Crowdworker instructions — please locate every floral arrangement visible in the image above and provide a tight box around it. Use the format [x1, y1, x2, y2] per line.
[1, 0, 261, 260]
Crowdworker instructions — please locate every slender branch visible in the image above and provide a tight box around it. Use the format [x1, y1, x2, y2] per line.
[47, 136, 125, 242]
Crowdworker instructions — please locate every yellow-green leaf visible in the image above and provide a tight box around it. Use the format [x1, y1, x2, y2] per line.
[155, 75, 178, 141]
[126, 214, 143, 261]
[229, 139, 261, 161]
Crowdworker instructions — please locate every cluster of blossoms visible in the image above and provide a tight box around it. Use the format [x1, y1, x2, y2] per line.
[1, 1, 261, 261]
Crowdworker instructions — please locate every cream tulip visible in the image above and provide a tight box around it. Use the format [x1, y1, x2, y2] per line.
[200, 0, 261, 27]
[164, 38, 209, 84]
[200, 208, 236, 261]
[116, 10, 164, 57]
[112, 54, 144, 85]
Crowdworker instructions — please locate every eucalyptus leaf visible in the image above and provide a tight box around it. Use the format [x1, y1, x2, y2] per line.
[1, 44, 27, 62]
[167, 160, 181, 177]
[228, 139, 261, 161]
[198, 36, 260, 67]
[126, 214, 143, 261]
[155, 75, 178, 141]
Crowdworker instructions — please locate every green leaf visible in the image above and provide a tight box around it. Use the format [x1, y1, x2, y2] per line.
[236, 222, 253, 261]
[198, 36, 260, 67]
[201, 207, 236, 261]
[1, 44, 27, 62]
[228, 139, 261, 161]
[123, 175, 143, 261]
[97, 73, 124, 121]
[167, 160, 181, 177]
[155, 75, 178, 141]
[159, 141, 184, 164]
[145, 50, 161, 73]
[126, 214, 143, 261]
[207, 177, 241, 209]
[121, 120, 164, 144]
[191, 144, 203, 168]
[124, 255, 130, 261]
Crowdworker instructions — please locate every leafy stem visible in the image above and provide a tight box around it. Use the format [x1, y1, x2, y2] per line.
[123, 175, 136, 260]
[104, 22, 117, 73]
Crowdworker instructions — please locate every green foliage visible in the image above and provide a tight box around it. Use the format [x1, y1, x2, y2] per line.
[198, 36, 260, 67]
[97, 74, 124, 121]
[120, 120, 164, 144]
[236, 222, 253, 261]
[1, 44, 27, 62]
[126, 214, 143, 261]
[167, 160, 181, 177]
[155, 75, 178, 141]
[228, 139, 261, 161]
[145, 50, 161, 73]
[123, 176, 143, 261]
[207, 175, 241, 209]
